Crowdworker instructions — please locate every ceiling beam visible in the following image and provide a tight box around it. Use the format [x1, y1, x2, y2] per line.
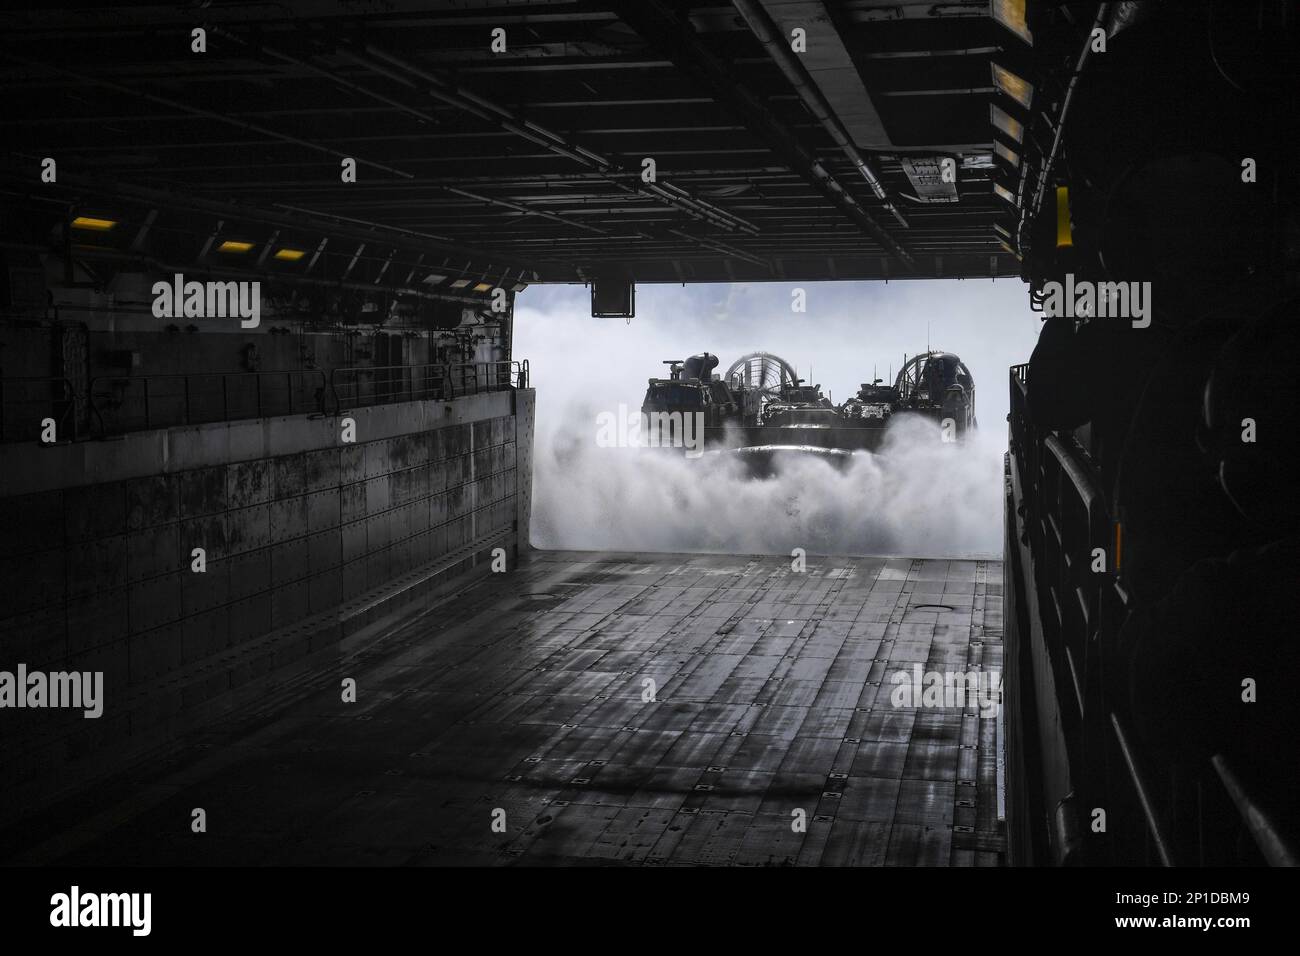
[0, 51, 416, 181]
[618, 0, 920, 272]
[742, 0, 893, 148]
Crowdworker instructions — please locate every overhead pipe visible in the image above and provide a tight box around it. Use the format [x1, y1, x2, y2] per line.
[442, 187, 610, 236]
[665, 229, 768, 267]
[731, 0, 909, 228]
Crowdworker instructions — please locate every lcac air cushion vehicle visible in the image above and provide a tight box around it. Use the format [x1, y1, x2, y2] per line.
[640, 348, 977, 471]
[639, 351, 745, 449]
[838, 351, 977, 442]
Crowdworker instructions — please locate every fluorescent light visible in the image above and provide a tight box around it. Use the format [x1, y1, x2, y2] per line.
[999, 238, 1022, 259]
[994, 141, 1021, 168]
[994, 182, 1017, 205]
[217, 240, 254, 254]
[71, 216, 116, 231]
[472, 282, 493, 293]
[993, 222, 1011, 240]
[991, 105, 1023, 143]
[992, 63, 1034, 109]
[449, 279, 472, 289]
[992, 0, 1033, 45]
[273, 248, 305, 261]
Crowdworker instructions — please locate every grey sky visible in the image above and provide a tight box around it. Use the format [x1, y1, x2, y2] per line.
[516, 278, 1042, 436]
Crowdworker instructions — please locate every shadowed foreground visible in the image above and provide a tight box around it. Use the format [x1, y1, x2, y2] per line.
[5, 551, 1005, 866]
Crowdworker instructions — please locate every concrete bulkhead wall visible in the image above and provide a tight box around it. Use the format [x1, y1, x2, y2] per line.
[0, 388, 536, 823]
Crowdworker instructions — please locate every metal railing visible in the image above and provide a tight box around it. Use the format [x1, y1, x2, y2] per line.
[0, 360, 529, 442]
[89, 369, 328, 436]
[328, 359, 526, 413]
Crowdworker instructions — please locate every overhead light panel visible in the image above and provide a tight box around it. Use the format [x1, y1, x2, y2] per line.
[994, 141, 1021, 168]
[990, 105, 1024, 143]
[992, 63, 1034, 109]
[71, 216, 117, 232]
[472, 282, 493, 293]
[217, 240, 254, 254]
[991, 0, 1033, 45]
[900, 157, 959, 204]
[273, 248, 305, 262]
[449, 278, 472, 289]
[994, 182, 1017, 205]
[993, 222, 1011, 241]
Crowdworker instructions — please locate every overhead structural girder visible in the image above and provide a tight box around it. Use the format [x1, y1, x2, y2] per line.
[618, 0, 921, 274]
[734, 1, 893, 148]
[208, 26, 764, 262]
[334, 41, 771, 271]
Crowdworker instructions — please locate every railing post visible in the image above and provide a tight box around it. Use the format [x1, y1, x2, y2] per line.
[66, 378, 77, 442]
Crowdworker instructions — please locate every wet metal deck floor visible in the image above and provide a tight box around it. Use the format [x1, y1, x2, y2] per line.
[12, 551, 1006, 866]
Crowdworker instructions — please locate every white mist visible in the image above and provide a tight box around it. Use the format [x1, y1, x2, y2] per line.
[515, 280, 1040, 558]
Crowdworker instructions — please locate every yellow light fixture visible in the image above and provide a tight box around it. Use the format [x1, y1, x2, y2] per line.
[992, 63, 1034, 109]
[992, 0, 1033, 45]
[217, 240, 254, 254]
[472, 282, 493, 293]
[71, 216, 117, 232]
[994, 182, 1017, 205]
[1056, 186, 1073, 248]
[994, 141, 1020, 168]
[273, 247, 305, 261]
[991, 105, 1023, 143]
